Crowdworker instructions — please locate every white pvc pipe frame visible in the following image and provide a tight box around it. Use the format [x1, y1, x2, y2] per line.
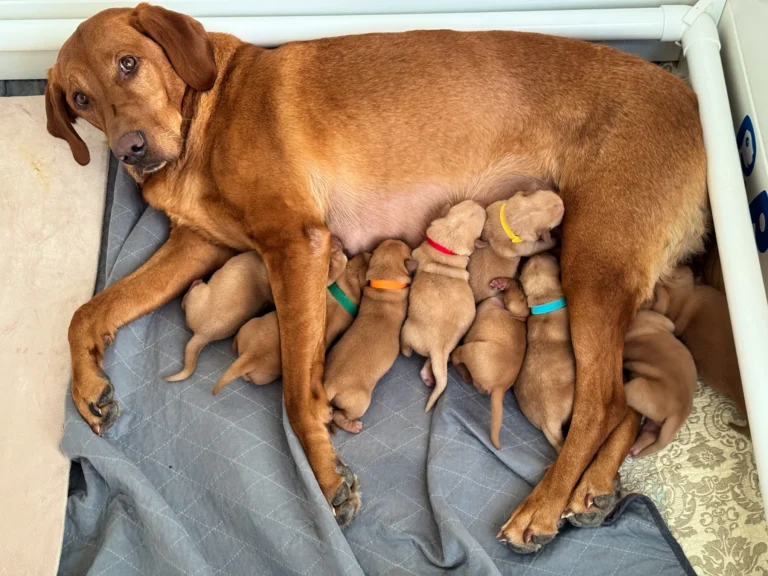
[4, 2, 767, 514]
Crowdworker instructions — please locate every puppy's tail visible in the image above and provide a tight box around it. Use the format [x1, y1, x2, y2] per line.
[490, 388, 505, 450]
[165, 335, 207, 382]
[212, 353, 261, 395]
[425, 352, 448, 412]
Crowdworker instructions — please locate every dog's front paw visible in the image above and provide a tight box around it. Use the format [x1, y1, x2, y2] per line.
[73, 371, 120, 435]
[332, 460, 361, 528]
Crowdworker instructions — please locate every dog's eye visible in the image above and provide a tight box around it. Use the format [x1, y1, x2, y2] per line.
[120, 56, 137, 74]
[73, 92, 89, 109]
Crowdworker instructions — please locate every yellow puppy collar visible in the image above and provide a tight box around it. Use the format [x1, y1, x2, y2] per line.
[500, 202, 523, 243]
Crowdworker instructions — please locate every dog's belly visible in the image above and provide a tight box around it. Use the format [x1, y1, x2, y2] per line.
[325, 173, 549, 254]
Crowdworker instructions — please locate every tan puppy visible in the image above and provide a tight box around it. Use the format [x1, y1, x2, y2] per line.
[469, 190, 564, 303]
[212, 250, 366, 394]
[623, 308, 697, 457]
[324, 240, 413, 433]
[165, 251, 272, 382]
[655, 266, 745, 420]
[514, 254, 576, 452]
[400, 200, 487, 411]
[451, 281, 529, 449]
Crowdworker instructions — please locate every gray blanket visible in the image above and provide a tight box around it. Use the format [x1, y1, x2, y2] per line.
[57, 165, 695, 575]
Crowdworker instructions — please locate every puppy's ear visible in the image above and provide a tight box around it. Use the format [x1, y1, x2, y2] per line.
[405, 259, 419, 274]
[651, 285, 670, 315]
[131, 3, 217, 91]
[330, 235, 345, 253]
[474, 238, 488, 249]
[45, 71, 90, 166]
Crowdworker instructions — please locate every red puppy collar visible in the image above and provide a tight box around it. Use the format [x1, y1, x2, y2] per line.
[426, 236, 457, 256]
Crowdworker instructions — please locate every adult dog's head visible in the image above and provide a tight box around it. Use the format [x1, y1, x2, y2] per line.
[45, 3, 216, 180]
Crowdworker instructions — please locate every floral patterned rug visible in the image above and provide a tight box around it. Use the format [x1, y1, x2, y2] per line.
[621, 383, 767, 576]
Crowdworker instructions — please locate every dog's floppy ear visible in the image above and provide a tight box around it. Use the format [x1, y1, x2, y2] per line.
[131, 3, 217, 91]
[45, 71, 90, 166]
[405, 259, 419, 274]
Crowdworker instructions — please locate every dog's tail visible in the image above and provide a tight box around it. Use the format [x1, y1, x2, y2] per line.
[425, 352, 448, 412]
[490, 388, 505, 450]
[165, 335, 207, 382]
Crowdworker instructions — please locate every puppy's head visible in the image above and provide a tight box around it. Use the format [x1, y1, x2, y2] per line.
[45, 4, 216, 180]
[426, 200, 486, 256]
[502, 279, 530, 319]
[344, 252, 372, 295]
[366, 240, 413, 285]
[626, 309, 676, 340]
[327, 236, 348, 285]
[484, 191, 564, 258]
[519, 253, 562, 303]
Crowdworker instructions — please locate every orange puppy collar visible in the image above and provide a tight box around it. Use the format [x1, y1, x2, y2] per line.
[369, 279, 408, 290]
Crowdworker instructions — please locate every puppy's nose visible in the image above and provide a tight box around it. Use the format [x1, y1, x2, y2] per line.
[113, 131, 147, 165]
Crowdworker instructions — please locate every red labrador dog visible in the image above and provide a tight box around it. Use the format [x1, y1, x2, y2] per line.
[46, 3, 707, 549]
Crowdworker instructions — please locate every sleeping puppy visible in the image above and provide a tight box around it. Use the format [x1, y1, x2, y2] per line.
[164, 251, 273, 382]
[451, 280, 529, 449]
[324, 240, 413, 433]
[514, 254, 576, 452]
[655, 265, 746, 425]
[212, 250, 368, 394]
[469, 190, 564, 303]
[623, 308, 697, 457]
[400, 200, 487, 411]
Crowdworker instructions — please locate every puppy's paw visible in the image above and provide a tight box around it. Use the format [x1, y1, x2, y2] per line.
[420, 361, 435, 388]
[489, 277, 513, 291]
[332, 460, 361, 528]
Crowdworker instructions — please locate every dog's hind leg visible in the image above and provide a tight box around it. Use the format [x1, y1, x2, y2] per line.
[563, 408, 641, 527]
[498, 130, 706, 551]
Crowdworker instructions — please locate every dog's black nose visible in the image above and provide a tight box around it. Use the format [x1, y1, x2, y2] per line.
[113, 130, 147, 165]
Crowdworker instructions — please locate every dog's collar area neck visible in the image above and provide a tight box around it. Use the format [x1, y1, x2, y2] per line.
[500, 203, 523, 243]
[369, 280, 409, 290]
[426, 236, 458, 255]
[328, 282, 358, 317]
[530, 297, 567, 315]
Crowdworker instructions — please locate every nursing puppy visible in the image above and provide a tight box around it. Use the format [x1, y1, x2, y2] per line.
[165, 251, 273, 382]
[514, 254, 576, 452]
[623, 308, 697, 457]
[469, 190, 564, 303]
[400, 200, 487, 411]
[324, 240, 413, 433]
[451, 280, 529, 449]
[655, 265, 745, 421]
[212, 250, 366, 394]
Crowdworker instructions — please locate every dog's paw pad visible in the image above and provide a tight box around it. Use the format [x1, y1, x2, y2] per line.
[87, 377, 120, 435]
[332, 459, 361, 528]
[566, 476, 621, 528]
